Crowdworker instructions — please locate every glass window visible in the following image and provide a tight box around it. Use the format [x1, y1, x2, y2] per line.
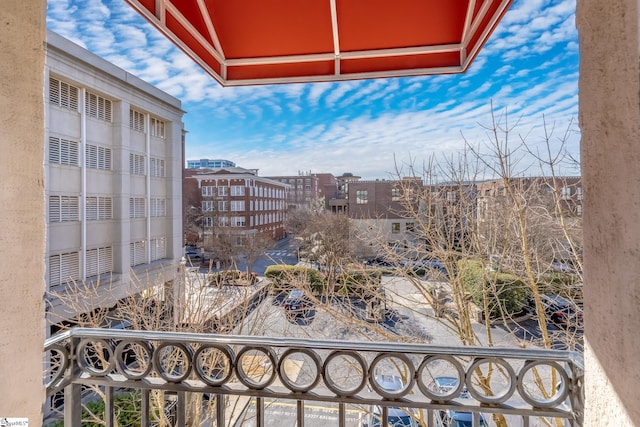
[356, 190, 368, 204]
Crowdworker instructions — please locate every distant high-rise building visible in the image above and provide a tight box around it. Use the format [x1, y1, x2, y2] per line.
[187, 158, 236, 169]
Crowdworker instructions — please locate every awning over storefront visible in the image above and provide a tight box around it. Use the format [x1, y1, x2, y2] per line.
[125, 0, 513, 86]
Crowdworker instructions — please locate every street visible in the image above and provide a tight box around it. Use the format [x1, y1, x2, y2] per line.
[202, 236, 299, 276]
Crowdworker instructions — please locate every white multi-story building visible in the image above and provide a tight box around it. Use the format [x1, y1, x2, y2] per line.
[45, 31, 184, 331]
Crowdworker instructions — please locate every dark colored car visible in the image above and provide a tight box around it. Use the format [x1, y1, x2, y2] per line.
[428, 377, 487, 427]
[365, 257, 398, 267]
[283, 289, 313, 317]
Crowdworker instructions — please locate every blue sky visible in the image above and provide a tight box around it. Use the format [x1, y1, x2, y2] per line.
[46, 0, 579, 180]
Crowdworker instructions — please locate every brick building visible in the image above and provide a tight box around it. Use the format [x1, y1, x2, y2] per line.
[267, 173, 320, 207]
[185, 167, 290, 246]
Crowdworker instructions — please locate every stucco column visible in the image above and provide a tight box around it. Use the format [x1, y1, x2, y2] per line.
[0, 0, 46, 421]
[577, 0, 640, 424]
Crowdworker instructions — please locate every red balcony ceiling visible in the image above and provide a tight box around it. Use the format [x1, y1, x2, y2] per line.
[125, 0, 513, 86]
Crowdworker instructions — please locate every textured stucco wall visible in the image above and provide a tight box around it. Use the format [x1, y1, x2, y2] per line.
[0, 0, 46, 421]
[577, 0, 640, 424]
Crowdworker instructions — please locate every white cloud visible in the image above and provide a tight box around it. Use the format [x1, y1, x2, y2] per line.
[48, 0, 580, 180]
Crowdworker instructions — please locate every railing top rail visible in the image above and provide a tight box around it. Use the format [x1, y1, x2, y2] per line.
[46, 327, 584, 368]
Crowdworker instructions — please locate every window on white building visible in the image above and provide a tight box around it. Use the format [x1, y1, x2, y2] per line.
[49, 77, 79, 111]
[130, 240, 146, 266]
[49, 251, 80, 287]
[86, 246, 113, 278]
[150, 198, 166, 217]
[129, 197, 145, 218]
[85, 91, 112, 122]
[150, 237, 166, 261]
[49, 136, 79, 166]
[86, 197, 112, 220]
[86, 144, 112, 170]
[49, 195, 79, 222]
[150, 117, 165, 138]
[130, 108, 145, 132]
[130, 153, 145, 175]
[391, 222, 400, 233]
[150, 158, 165, 177]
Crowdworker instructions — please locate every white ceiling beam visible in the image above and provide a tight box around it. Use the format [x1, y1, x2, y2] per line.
[226, 44, 461, 67]
[195, 0, 225, 58]
[461, 0, 476, 45]
[221, 65, 464, 86]
[330, 0, 341, 75]
[463, 0, 511, 69]
[164, 1, 225, 64]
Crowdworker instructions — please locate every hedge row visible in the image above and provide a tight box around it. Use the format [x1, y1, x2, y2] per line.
[458, 260, 582, 319]
[264, 265, 382, 295]
[458, 260, 527, 318]
[264, 265, 325, 293]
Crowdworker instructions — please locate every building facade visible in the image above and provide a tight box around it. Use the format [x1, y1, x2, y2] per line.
[267, 173, 321, 207]
[45, 31, 184, 330]
[334, 177, 424, 249]
[189, 167, 289, 243]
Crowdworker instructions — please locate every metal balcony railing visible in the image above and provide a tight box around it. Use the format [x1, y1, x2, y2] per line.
[45, 328, 584, 426]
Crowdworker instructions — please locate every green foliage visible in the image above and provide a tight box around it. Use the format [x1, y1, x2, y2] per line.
[264, 265, 326, 293]
[459, 260, 527, 318]
[49, 391, 143, 427]
[335, 270, 382, 296]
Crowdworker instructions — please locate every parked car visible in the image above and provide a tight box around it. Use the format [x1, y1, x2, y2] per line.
[539, 294, 583, 326]
[283, 289, 313, 317]
[363, 375, 420, 427]
[184, 247, 203, 263]
[428, 377, 487, 427]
